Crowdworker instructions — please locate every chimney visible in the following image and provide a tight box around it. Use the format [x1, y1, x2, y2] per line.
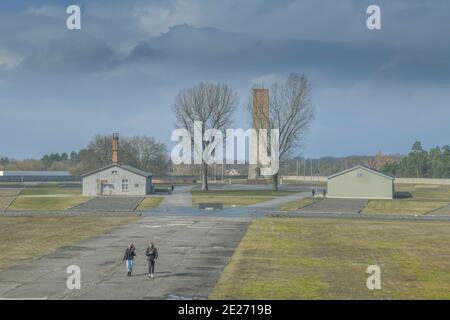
[112, 133, 119, 164]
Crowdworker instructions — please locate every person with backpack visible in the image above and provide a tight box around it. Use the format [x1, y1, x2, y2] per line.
[145, 242, 158, 279]
[123, 243, 136, 277]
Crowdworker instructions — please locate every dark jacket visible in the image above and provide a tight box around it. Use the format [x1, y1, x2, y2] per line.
[123, 248, 136, 261]
[145, 247, 158, 261]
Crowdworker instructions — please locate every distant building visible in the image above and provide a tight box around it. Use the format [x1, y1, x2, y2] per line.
[81, 133, 152, 196]
[327, 165, 394, 199]
[0, 171, 70, 176]
[0, 170, 77, 182]
[81, 164, 152, 196]
[225, 169, 240, 176]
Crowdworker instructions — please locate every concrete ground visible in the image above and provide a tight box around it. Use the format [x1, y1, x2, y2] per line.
[159, 185, 194, 208]
[70, 197, 144, 211]
[0, 216, 249, 300]
[298, 198, 368, 214]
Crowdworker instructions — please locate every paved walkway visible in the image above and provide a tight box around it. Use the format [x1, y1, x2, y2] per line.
[0, 216, 249, 300]
[247, 192, 310, 208]
[159, 186, 194, 208]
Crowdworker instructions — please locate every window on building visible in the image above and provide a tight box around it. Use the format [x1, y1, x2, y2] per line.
[135, 183, 139, 188]
[122, 179, 128, 191]
[112, 170, 118, 175]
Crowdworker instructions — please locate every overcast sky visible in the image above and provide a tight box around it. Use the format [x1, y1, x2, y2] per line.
[1, 0, 450, 159]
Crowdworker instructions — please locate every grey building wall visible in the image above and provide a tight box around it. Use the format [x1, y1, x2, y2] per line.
[82, 166, 150, 196]
[327, 167, 394, 199]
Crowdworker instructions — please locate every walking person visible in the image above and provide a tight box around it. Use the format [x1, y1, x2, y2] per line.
[145, 242, 158, 279]
[123, 243, 136, 277]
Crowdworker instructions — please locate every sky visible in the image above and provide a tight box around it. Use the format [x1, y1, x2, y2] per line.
[1, 0, 450, 159]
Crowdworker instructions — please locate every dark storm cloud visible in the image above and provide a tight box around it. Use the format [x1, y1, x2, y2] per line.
[124, 24, 450, 84]
[0, 0, 450, 158]
[21, 33, 119, 72]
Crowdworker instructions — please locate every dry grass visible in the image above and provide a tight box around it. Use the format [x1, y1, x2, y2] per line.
[191, 190, 296, 197]
[192, 196, 275, 207]
[0, 197, 14, 211]
[0, 216, 138, 270]
[135, 197, 163, 210]
[20, 187, 81, 196]
[362, 200, 448, 215]
[395, 184, 450, 201]
[0, 189, 22, 196]
[8, 196, 90, 211]
[210, 218, 450, 300]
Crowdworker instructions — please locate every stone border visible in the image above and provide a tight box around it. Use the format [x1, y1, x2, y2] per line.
[0, 210, 142, 217]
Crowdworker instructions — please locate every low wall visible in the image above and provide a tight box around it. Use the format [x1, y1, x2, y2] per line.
[282, 176, 450, 185]
[282, 176, 327, 182]
[394, 178, 450, 185]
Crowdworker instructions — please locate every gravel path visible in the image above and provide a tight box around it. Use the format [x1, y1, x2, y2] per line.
[298, 198, 368, 214]
[70, 197, 144, 211]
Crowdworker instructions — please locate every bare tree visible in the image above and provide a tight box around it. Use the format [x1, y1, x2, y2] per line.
[250, 73, 315, 190]
[173, 82, 238, 191]
[86, 134, 168, 174]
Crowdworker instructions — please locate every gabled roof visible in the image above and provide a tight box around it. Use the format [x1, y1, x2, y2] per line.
[81, 164, 152, 178]
[327, 165, 394, 180]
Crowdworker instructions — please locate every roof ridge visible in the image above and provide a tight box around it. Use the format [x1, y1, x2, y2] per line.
[81, 163, 152, 177]
[327, 165, 394, 180]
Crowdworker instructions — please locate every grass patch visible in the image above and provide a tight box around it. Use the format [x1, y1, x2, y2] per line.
[279, 197, 320, 211]
[8, 196, 90, 211]
[0, 216, 137, 270]
[0, 197, 14, 211]
[210, 218, 450, 299]
[0, 189, 22, 196]
[192, 196, 274, 207]
[395, 184, 450, 201]
[362, 200, 448, 215]
[135, 197, 163, 210]
[20, 187, 81, 196]
[191, 190, 296, 197]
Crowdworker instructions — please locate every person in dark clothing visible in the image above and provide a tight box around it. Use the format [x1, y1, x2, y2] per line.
[123, 243, 136, 277]
[171, 184, 174, 192]
[145, 242, 158, 278]
[312, 189, 316, 197]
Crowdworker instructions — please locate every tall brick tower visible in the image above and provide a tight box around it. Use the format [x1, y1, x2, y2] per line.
[248, 89, 269, 181]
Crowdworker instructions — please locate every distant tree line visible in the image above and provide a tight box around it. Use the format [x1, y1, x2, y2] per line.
[0, 135, 169, 176]
[381, 141, 450, 178]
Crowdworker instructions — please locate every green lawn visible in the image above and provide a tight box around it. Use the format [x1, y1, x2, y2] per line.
[8, 196, 90, 211]
[20, 187, 81, 196]
[362, 200, 448, 215]
[210, 218, 450, 299]
[192, 196, 274, 207]
[135, 197, 163, 210]
[279, 197, 320, 211]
